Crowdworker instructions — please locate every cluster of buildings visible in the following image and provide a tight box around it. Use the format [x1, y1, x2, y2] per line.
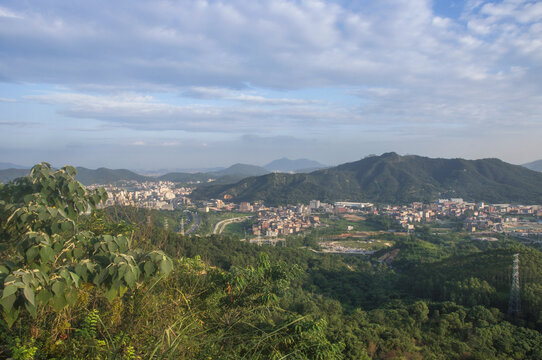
[195, 198, 323, 237]
[376, 198, 542, 235]
[88, 181, 192, 210]
[251, 205, 321, 237]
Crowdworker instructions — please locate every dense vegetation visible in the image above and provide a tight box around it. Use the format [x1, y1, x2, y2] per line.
[2, 164, 542, 359]
[192, 152, 542, 205]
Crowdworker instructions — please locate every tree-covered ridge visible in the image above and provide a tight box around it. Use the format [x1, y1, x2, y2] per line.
[191, 152, 542, 205]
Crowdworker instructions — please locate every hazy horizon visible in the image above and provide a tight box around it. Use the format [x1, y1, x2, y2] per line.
[2, 0, 542, 169]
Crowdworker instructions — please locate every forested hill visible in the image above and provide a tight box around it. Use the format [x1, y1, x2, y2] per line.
[191, 152, 542, 205]
[75, 167, 150, 184]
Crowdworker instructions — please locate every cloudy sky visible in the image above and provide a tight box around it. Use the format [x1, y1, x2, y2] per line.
[1, 0, 542, 170]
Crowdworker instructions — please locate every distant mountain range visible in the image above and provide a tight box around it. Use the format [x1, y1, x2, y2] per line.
[0, 168, 29, 184]
[263, 158, 327, 172]
[0, 158, 325, 185]
[523, 159, 542, 172]
[0, 163, 272, 186]
[191, 153, 542, 205]
[0, 162, 28, 170]
[0, 167, 149, 185]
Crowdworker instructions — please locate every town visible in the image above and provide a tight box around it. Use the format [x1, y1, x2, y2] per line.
[89, 180, 542, 240]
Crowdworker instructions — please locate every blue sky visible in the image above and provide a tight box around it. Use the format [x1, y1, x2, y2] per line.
[1, 0, 542, 169]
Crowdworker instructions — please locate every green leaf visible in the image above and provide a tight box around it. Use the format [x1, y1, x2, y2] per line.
[3, 308, 19, 328]
[125, 269, 136, 289]
[61, 221, 74, 232]
[65, 288, 78, 306]
[23, 286, 35, 306]
[36, 289, 52, 306]
[26, 246, 39, 262]
[25, 302, 37, 318]
[75, 263, 88, 282]
[51, 294, 67, 311]
[60, 269, 71, 283]
[2, 284, 18, 299]
[144, 262, 155, 278]
[0, 265, 9, 274]
[40, 246, 54, 263]
[69, 272, 80, 287]
[0, 294, 16, 312]
[68, 181, 77, 194]
[118, 264, 128, 278]
[38, 209, 49, 221]
[159, 259, 173, 275]
[52, 280, 66, 295]
[73, 246, 84, 259]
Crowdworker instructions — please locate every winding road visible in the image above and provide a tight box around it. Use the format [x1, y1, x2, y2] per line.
[213, 216, 250, 235]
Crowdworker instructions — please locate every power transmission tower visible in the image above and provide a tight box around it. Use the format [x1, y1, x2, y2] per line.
[164, 218, 169, 232]
[508, 253, 521, 316]
[180, 216, 185, 235]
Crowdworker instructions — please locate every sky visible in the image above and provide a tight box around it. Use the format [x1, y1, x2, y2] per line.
[1, 0, 542, 170]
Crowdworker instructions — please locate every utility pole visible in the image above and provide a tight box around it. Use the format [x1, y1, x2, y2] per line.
[508, 253, 521, 316]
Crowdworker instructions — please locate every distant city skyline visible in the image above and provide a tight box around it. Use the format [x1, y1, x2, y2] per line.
[1, 0, 542, 169]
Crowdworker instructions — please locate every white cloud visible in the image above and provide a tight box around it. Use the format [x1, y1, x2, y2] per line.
[24, 91, 363, 133]
[183, 87, 315, 105]
[1, 0, 542, 165]
[0, 6, 22, 19]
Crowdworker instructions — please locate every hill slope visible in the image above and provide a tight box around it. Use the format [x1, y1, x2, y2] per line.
[523, 159, 542, 172]
[74, 167, 150, 185]
[0, 169, 30, 184]
[191, 153, 542, 205]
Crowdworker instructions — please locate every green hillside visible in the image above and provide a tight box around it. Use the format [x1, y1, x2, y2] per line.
[0, 168, 28, 184]
[192, 153, 542, 205]
[74, 167, 150, 185]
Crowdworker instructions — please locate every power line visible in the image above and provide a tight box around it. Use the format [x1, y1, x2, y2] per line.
[508, 253, 521, 316]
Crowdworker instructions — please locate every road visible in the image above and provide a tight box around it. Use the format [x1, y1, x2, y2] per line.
[213, 216, 250, 235]
[185, 211, 200, 234]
